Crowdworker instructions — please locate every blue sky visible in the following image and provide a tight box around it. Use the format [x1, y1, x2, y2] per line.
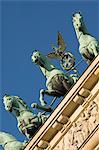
[0, 0, 99, 147]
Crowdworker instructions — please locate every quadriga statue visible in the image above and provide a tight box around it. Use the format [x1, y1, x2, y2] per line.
[31, 50, 78, 107]
[3, 94, 49, 139]
[72, 12, 99, 64]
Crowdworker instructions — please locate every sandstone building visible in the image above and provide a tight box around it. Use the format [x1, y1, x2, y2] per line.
[25, 55, 99, 150]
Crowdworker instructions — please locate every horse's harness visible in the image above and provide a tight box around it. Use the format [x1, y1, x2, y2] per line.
[13, 100, 44, 132]
[19, 113, 43, 136]
[78, 31, 83, 41]
[10, 97, 31, 114]
[9, 98, 44, 127]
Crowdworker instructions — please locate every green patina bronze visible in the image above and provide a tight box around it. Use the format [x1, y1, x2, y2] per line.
[72, 12, 99, 64]
[0, 132, 25, 150]
[3, 95, 49, 139]
[31, 50, 78, 107]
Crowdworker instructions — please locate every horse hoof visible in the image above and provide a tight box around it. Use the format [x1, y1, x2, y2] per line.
[31, 103, 38, 108]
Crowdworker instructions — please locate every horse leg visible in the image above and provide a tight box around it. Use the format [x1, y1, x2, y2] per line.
[92, 45, 99, 57]
[39, 89, 47, 106]
[31, 103, 53, 112]
[81, 52, 91, 65]
[40, 89, 61, 106]
[88, 42, 99, 57]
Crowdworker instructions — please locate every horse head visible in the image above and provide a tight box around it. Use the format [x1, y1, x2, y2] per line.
[31, 50, 55, 72]
[31, 50, 45, 67]
[3, 95, 29, 114]
[72, 12, 83, 30]
[3, 95, 13, 112]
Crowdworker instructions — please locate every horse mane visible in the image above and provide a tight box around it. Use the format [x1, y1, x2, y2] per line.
[40, 52, 55, 70]
[14, 96, 31, 111]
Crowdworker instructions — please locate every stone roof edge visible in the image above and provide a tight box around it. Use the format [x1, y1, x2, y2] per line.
[25, 55, 99, 150]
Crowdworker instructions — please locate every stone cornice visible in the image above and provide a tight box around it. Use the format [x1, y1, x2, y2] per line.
[25, 55, 99, 150]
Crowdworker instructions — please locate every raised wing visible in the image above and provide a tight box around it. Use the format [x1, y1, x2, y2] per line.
[47, 51, 61, 59]
[57, 32, 66, 51]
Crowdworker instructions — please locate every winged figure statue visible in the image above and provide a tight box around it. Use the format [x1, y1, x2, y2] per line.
[47, 32, 75, 70]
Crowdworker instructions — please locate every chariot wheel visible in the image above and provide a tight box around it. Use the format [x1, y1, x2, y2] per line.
[60, 52, 75, 70]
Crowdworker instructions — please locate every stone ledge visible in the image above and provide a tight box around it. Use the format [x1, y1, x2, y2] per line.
[81, 126, 99, 150]
[25, 55, 99, 150]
